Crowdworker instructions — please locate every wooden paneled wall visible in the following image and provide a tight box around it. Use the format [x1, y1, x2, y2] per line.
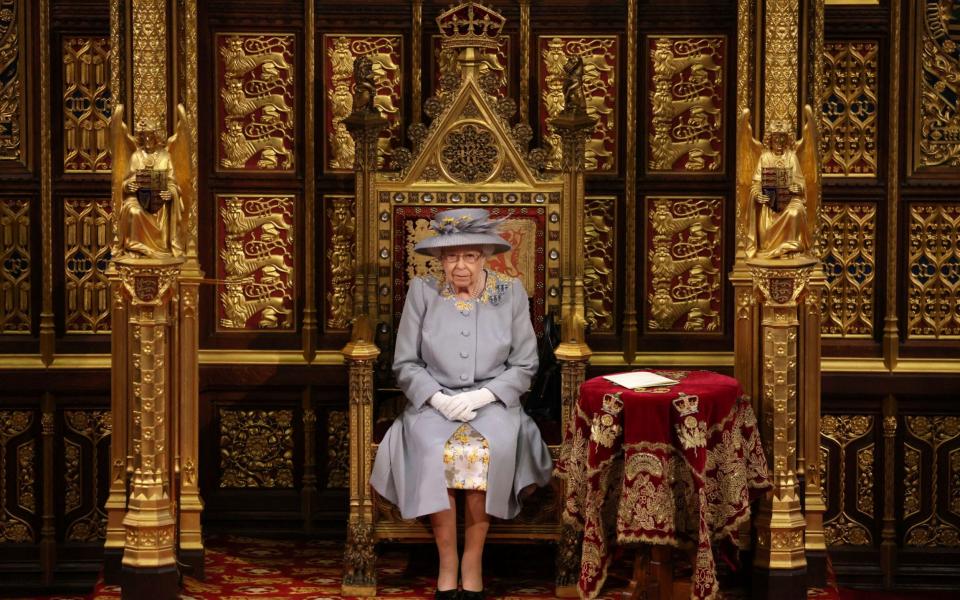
[0, 0, 957, 593]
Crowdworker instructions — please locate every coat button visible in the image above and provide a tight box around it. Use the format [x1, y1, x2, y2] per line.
[459, 374, 468, 381]
[460, 351, 469, 358]
[461, 330, 470, 336]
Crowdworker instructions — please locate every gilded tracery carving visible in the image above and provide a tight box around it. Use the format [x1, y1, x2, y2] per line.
[218, 408, 295, 489]
[647, 36, 724, 173]
[63, 410, 111, 542]
[907, 204, 960, 338]
[217, 33, 295, 171]
[62, 37, 112, 172]
[0, 0, 24, 162]
[820, 202, 876, 337]
[0, 198, 29, 333]
[820, 41, 878, 176]
[914, 0, 960, 171]
[539, 36, 617, 171]
[217, 194, 295, 330]
[821, 414, 874, 546]
[0, 410, 33, 543]
[64, 198, 113, 333]
[904, 416, 960, 547]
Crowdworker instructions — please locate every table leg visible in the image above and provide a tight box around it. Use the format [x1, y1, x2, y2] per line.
[624, 545, 673, 600]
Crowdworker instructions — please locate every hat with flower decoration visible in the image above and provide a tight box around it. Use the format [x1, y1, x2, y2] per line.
[413, 208, 512, 256]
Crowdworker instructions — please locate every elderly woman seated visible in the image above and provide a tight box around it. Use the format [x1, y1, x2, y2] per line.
[371, 208, 553, 600]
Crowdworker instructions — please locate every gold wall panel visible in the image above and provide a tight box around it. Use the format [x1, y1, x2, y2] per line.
[216, 33, 296, 171]
[821, 414, 874, 546]
[644, 196, 722, 333]
[907, 204, 960, 339]
[325, 410, 348, 489]
[131, 0, 167, 133]
[0, 410, 33, 543]
[216, 194, 295, 331]
[903, 416, 960, 547]
[63, 410, 111, 542]
[584, 196, 615, 333]
[647, 36, 725, 173]
[539, 35, 618, 172]
[323, 34, 402, 172]
[0, 198, 29, 333]
[913, 0, 960, 171]
[62, 37, 112, 173]
[324, 195, 355, 331]
[218, 408, 295, 489]
[821, 40, 878, 176]
[0, 0, 25, 163]
[820, 202, 876, 337]
[764, 0, 800, 130]
[64, 198, 112, 333]
[432, 34, 509, 97]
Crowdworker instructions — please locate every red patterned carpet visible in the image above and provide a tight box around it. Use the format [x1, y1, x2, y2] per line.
[16, 534, 871, 599]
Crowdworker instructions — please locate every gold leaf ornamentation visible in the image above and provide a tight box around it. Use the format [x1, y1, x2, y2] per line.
[62, 36, 112, 172]
[584, 196, 615, 333]
[907, 204, 960, 338]
[64, 198, 113, 332]
[218, 408, 295, 489]
[0, 198, 29, 333]
[914, 0, 960, 170]
[820, 202, 876, 337]
[820, 41, 878, 176]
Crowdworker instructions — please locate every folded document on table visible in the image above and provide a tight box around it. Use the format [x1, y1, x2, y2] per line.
[602, 371, 679, 389]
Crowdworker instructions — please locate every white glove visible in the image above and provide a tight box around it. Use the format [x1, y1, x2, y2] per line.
[428, 391, 475, 422]
[451, 388, 497, 414]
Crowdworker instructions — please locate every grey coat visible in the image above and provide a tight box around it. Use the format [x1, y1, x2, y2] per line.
[370, 271, 554, 520]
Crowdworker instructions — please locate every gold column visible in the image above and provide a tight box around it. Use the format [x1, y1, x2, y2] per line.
[103, 270, 129, 584]
[801, 271, 827, 582]
[175, 0, 204, 576]
[302, 0, 317, 362]
[550, 84, 596, 600]
[412, 0, 423, 121]
[519, 0, 531, 121]
[131, 0, 168, 134]
[764, 0, 800, 132]
[882, 0, 901, 370]
[118, 258, 183, 600]
[622, 0, 638, 363]
[39, 0, 54, 364]
[340, 86, 386, 598]
[750, 258, 814, 599]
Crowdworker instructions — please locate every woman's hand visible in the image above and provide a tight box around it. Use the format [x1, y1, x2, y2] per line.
[452, 388, 497, 414]
[429, 391, 476, 422]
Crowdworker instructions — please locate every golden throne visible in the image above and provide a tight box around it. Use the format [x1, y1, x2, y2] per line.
[340, 3, 593, 597]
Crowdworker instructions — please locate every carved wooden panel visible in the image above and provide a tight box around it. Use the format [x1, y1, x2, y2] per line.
[644, 196, 723, 333]
[913, 0, 960, 172]
[0, 410, 34, 543]
[902, 416, 960, 547]
[820, 40, 878, 177]
[215, 33, 295, 171]
[325, 409, 348, 489]
[64, 198, 112, 333]
[62, 410, 111, 542]
[646, 36, 724, 173]
[0, 198, 30, 333]
[432, 34, 509, 97]
[821, 414, 875, 547]
[218, 408, 295, 489]
[820, 202, 876, 337]
[323, 34, 402, 172]
[62, 36, 112, 173]
[323, 195, 355, 331]
[216, 194, 295, 331]
[584, 196, 615, 333]
[907, 204, 960, 339]
[539, 35, 618, 172]
[0, 0, 25, 164]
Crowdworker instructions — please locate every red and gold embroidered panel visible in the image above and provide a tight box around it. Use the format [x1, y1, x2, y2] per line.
[647, 36, 724, 174]
[323, 34, 402, 172]
[538, 36, 618, 172]
[431, 34, 509, 97]
[644, 196, 723, 333]
[215, 33, 296, 172]
[62, 37, 112, 173]
[216, 194, 296, 331]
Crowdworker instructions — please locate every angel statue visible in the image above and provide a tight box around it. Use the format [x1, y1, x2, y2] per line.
[111, 104, 192, 259]
[736, 105, 820, 260]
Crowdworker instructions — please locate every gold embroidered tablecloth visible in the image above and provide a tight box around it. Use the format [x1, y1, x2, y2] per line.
[555, 370, 771, 600]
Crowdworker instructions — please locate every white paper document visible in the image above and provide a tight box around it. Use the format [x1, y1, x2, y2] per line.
[602, 371, 679, 389]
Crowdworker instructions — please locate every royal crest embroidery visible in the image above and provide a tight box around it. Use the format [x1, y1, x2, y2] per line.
[590, 392, 624, 448]
[673, 393, 706, 453]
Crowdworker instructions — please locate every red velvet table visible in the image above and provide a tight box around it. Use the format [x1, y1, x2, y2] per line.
[555, 370, 771, 600]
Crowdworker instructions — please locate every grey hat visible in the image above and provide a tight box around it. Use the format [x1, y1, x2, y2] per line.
[413, 208, 512, 256]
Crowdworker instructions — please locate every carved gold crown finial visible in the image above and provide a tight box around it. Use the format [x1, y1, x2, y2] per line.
[436, 2, 505, 50]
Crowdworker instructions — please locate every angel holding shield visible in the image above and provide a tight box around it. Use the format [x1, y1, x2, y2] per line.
[111, 105, 192, 259]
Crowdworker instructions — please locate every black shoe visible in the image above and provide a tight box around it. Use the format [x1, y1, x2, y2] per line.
[434, 589, 459, 600]
[460, 590, 485, 600]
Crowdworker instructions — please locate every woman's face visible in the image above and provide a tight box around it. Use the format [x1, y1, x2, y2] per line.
[439, 245, 486, 291]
